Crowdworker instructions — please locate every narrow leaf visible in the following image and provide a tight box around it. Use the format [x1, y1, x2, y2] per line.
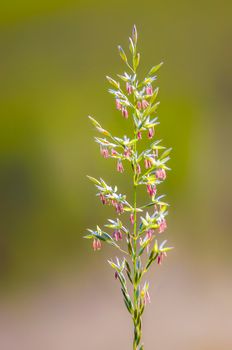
[118, 46, 127, 62]
[148, 62, 164, 76]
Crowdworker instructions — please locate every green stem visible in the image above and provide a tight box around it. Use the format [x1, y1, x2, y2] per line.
[132, 133, 142, 350]
[133, 161, 137, 308]
[133, 141, 137, 350]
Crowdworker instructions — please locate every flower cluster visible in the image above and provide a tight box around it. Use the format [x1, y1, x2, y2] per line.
[85, 26, 173, 350]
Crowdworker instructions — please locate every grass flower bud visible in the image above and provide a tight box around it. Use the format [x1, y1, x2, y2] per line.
[122, 107, 129, 118]
[142, 99, 149, 109]
[100, 193, 107, 205]
[148, 127, 155, 139]
[146, 84, 153, 95]
[117, 159, 124, 173]
[116, 99, 122, 110]
[156, 168, 166, 180]
[146, 184, 157, 197]
[126, 82, 133, 94]
[158, 219, 167, 233]
[93, 238, 101, 251]
[124, 147, 132, 158]
[144, 290, 151, 305]
[144, 159, 152, 169]
[111, 149, 117, 156]
[136, 163, 141, 175]
[113, 230, 121, 240]
[115, 202, 124, 214]
[130, 213, 134, 225]
[146, 229, 154, 240]
[157, 252, 167, 265]
[100, 145, 109, 158]
[137, 101, 142, 110]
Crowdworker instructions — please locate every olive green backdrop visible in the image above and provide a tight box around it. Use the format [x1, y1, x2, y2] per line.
[0, 1, 231, 349]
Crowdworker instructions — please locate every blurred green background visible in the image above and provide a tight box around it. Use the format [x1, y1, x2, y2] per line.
[0, 1, 231, 349]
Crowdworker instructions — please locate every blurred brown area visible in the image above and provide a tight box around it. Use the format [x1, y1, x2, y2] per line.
[0, 0, 231, 349]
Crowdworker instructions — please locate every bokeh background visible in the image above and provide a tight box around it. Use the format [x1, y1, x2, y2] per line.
[0, 1, 231, 349]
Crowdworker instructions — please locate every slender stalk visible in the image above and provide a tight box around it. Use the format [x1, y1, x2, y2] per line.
[133, 139, 138, 350]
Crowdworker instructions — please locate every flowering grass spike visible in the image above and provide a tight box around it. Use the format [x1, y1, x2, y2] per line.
[84, 25, 173, 350]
